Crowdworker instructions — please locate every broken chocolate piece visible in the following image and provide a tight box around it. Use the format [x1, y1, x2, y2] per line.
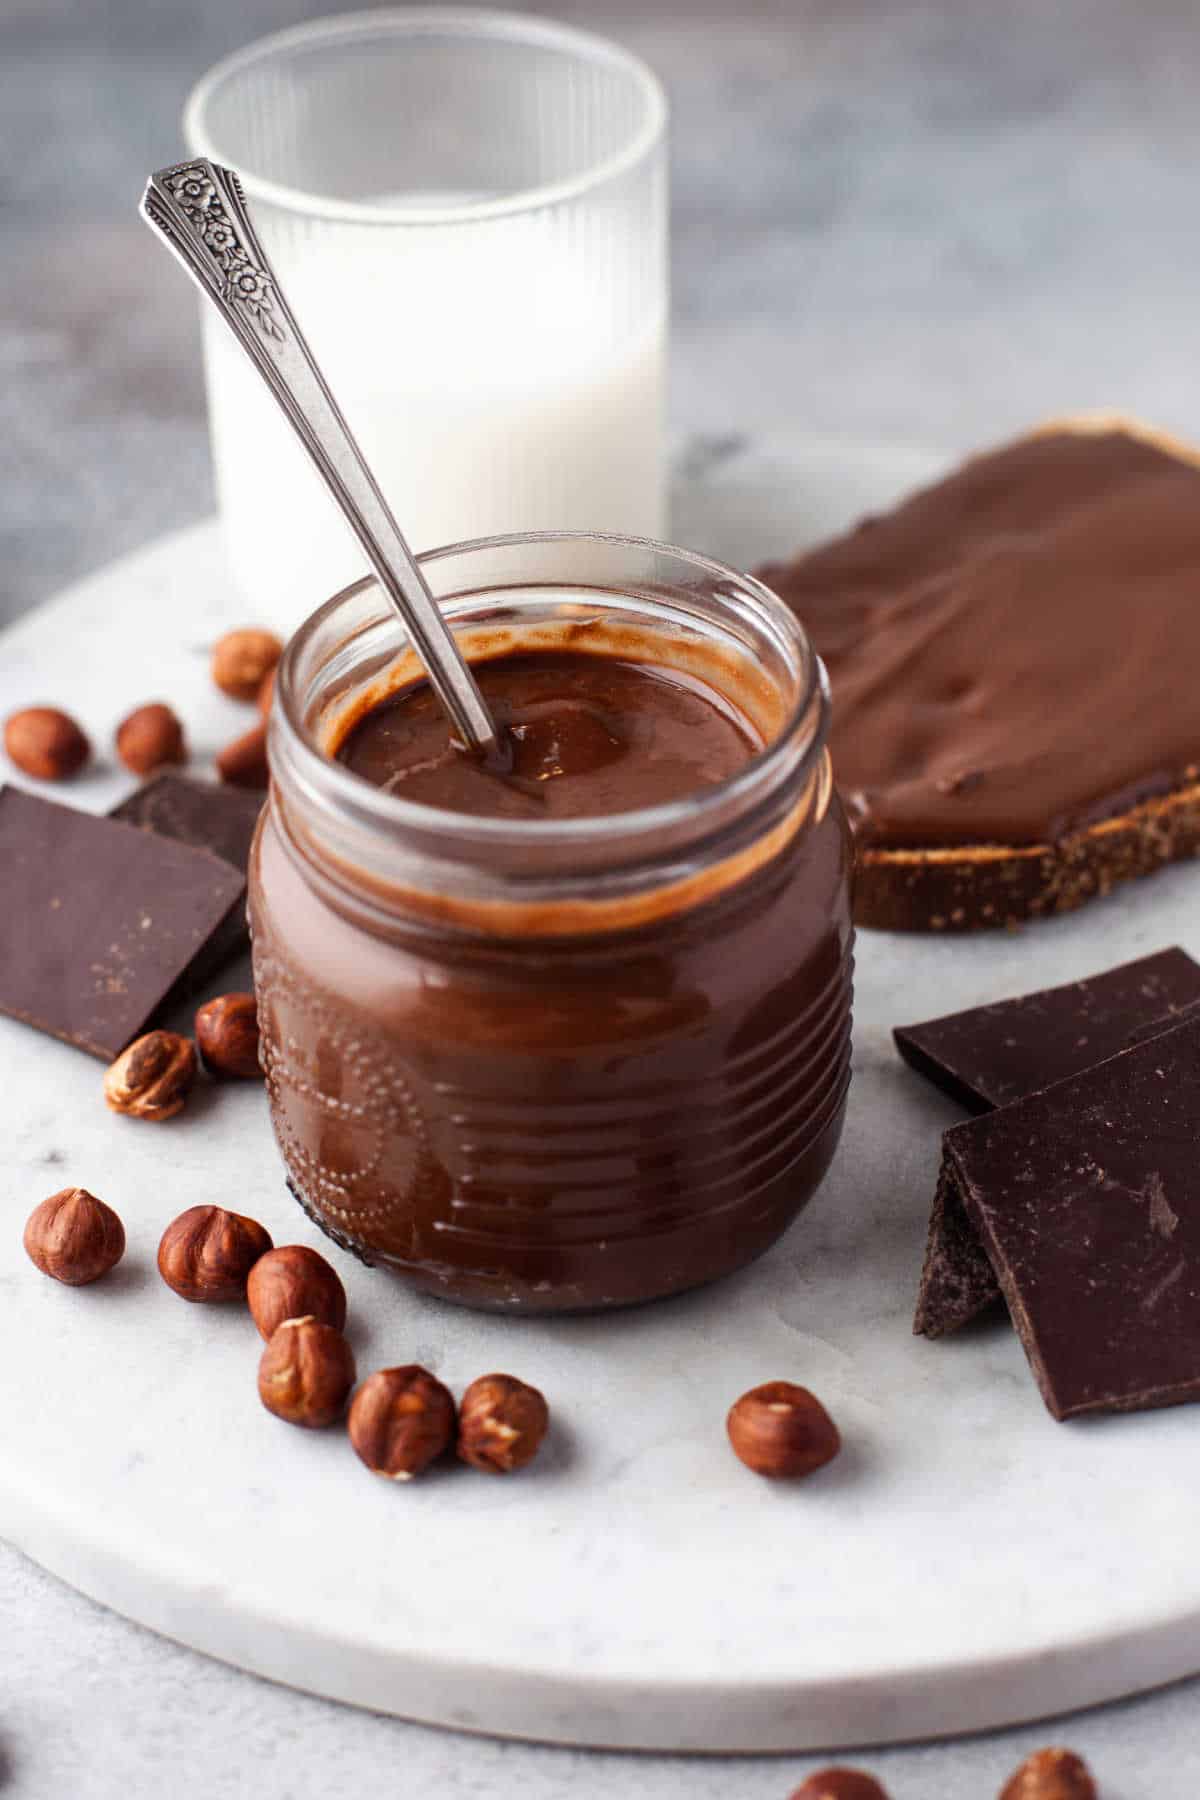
[110, 773, 263, 967]
[110, 772, 262, 875]
[1127, 996, 1200, 1049]
[902, 949, 1200, 1336]
[940, 1015, 1200, 1419]
[0, 784, 245, 1060]
[912, 1163, 1000, 1339]
[896, 946, 1200, 1114]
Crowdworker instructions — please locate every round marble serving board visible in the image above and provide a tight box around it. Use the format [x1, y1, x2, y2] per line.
[4, 438, 1200, 1753]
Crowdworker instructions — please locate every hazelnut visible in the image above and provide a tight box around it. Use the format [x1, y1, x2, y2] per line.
[726, 1381, 841, 1479]
[115, 702, 186, 775]
[158, 1203, 272, 1302]
[5, 706, 90, 781]
[457, 1373, 549, 1474]
[999, 1748, 1097, 1800]
[103, 1030, 197, 1121]
[247, 1244, 347, 1341]
[23, 1187, 125, 1286]
[789, 1772, 892, 1800]
[258, 665, 276, 716]
[215, 721, 269, 789]
[258, 1316, 356, 1428]
[195, 992, 261, 1080]
[212, 627, 282, 702]
[348, 1365, 456, 1481]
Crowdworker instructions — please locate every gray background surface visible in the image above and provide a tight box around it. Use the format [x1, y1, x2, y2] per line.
[4, 0, 1200, 1793]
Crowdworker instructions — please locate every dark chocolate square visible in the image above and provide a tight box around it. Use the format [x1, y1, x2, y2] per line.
[895, 946, 1200, 1114]
[941, 1015, 1200, 1419]
[110, 773, 262, 874]
[110, 774, 263, 968]
[0, 784, 245, 1060]
[899, 948, 1200, 1336]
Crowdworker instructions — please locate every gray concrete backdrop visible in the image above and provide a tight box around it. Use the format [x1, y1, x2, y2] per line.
[5, 1, 1200, 1794]
[4, 0, 1200, 626]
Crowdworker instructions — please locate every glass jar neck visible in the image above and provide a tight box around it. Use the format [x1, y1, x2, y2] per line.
[270, 532, 831, 936]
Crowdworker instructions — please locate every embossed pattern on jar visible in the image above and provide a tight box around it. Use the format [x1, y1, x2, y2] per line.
[251, 781, 852, 1310]
[251, 532, 855, 1312]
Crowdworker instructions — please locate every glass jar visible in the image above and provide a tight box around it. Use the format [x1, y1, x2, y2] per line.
[251, 533, 854, 1312]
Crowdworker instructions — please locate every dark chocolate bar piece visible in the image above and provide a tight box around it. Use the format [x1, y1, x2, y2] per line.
[0, 784, 245, 1060]
[110, 774, 263, 967]
[110, 773, 262, 874]
[895, 946, 1200, 1114]
[900, 948, 1200, 1336]
[912, 1163, 999, 1340]
[940, 1015, 1200, 1419]
[1127, 997, 1200, 1049]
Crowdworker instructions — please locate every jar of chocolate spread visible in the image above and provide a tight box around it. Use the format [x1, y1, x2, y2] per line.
[250, 533, 853, 1311]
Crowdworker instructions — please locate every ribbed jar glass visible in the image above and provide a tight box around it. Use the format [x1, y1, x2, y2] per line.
[250, 532, 854, 1313]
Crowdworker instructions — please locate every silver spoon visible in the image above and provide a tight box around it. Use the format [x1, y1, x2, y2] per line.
[140, 157, 500, 759]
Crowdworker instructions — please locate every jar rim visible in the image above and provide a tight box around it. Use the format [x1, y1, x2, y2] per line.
[273, 528, 829, 863]
[184, 8, 668, 229]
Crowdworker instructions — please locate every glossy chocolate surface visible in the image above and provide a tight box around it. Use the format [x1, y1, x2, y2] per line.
[337, 651, 760, 819]
[252, 648, 854, 1312]
[759, 427, 1200, 847]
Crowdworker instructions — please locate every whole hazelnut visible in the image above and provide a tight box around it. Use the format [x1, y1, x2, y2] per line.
[247, 1245, 347, 1341]
[348, 1365, 456, 1481]
[23, 1187, 125, 1286]
[195, 992, 261, 1080]
[789, 1771, 892, 1800]
[5, 706, 90, 781]
[115, 702, 186, 775]
[258, 665, 276, 716]
[999, 1748, 1097, 1800]
[215, 721, 269, 789]
[103, 1030, 197, 1121]
[158, 1203, 273, 1302]
[258, 1316, 356, 1428]
[726, 1381, 841, 1479]
[212, 627, 282, 702]
[457, 1373, 549, 1474]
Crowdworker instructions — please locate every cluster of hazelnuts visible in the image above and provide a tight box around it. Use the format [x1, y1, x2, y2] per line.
[22, 1186, 1097, 1798]
[22, 1187, 550, 1480]
[101, 992, 261, 1121]
[786, 1749, 1097, 1800]
[3, 624, 281, 789]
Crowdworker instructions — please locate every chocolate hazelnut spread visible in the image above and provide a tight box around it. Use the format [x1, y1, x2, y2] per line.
[336, 651, 760, 818]
[759, 426, 1200, 848]
[249, 543, 854, 1313]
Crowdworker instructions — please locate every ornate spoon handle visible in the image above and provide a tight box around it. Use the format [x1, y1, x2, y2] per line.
[140, 158, 499, 757]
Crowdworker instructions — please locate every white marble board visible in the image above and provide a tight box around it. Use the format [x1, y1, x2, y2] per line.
[3, 443, 1200, 1753]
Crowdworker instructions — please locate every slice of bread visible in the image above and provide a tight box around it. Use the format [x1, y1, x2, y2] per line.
[758, 415, 1200, 932]
[853, 781, 1200, 932]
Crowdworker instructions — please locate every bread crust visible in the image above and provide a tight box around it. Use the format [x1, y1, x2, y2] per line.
[844, 415, 1200, 931]
[856, 778, 1200, 931]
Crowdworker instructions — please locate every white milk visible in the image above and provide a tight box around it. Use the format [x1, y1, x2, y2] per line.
[202, 226, 667, 632]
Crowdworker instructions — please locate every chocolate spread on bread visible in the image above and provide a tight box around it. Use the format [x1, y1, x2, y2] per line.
[760, 426, 1200, 850]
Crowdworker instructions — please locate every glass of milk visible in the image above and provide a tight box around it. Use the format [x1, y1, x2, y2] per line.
[184, 9, 668, 630]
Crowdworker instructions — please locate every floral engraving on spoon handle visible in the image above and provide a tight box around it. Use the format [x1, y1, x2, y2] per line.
[140, 153, 501, 755]
[141, 158, 285, 345]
